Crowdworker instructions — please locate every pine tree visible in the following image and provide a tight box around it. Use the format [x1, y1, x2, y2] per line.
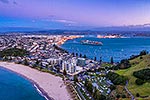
[94, 57, 97, 61]
[63, 69, 67, 75]
[111, 57, 114, 64]
[83, 54, 87, 58]
[79, 54, 82, 57]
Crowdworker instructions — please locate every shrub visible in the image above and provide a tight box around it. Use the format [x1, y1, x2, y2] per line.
[0, 48, 28, 57]
[99, 94, 106, 100]
[116, 94, 120, 98]
[135, 78, 145, 85]
[106, 72, 127, 85]
[109, 85, 116, 91]
[140, 50, 148, 56]
[136, 93, 140, 97]
[122, 94, 126, 98]
[133, 68, 150, 81]
[113, 59, 131, 70]
[140, 56, 143, 59]
[120, 59, 131, 69]
[129, 55, 139, 60]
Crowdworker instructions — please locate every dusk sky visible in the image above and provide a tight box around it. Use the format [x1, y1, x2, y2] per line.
[0, 0, 150, 30]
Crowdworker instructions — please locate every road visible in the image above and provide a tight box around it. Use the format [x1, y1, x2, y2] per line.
[125, 81, 135, 100]
[76, 85, 86, 100]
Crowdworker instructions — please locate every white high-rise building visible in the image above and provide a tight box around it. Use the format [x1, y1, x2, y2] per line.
[47, 58, 62, 66]
[62, 57, 77, 74]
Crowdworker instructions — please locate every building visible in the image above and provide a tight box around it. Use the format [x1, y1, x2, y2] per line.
[77, 58, 86, 67]
[47, 58, 62, 66]
[62, 57, 77, 74]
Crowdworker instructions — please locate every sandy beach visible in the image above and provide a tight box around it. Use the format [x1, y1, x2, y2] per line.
[0, 62, 71, 100]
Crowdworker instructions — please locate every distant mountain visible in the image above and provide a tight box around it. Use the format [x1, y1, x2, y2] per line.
[94, 24, 150, 32]
[1, 24, 150, 35]
[0, 27, 43, 32]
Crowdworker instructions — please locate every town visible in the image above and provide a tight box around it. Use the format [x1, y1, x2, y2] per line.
[0, 34, 146, 100]
[0, 34, 115, 99]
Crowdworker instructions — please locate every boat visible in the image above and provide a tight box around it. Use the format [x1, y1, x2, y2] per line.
[81, 40, 103, 46]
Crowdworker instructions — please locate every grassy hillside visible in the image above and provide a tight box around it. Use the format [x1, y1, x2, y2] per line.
[116, 54, 150, 99]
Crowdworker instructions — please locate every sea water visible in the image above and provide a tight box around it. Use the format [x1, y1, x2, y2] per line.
[0, 67, 46, 100]
[61, 37, 150, 62]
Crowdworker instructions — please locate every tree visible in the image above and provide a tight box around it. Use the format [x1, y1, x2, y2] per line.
[83, 54, 87, 58]
[110, 57, 114, 64]
[74, 75, 78, 84]
[3, 56, 8, 61]
[76, 53, 78, 57]
[140, 50, 148, 56]
[136, 93, 140, 97]
[122, 94, 126, 98]
[0, 48, 28, 57]
[94, 57, 97, 61]
[113, 59, 131, 69]
[106, 72, 127, 85]
[113, 75, 127, 85]
[32, 63, 37, 68]
[39, 63, 43, 70]
[87, 81, 93, 93]
[56, 67, 60, 73]
[100, 57, 102, 64]
[24, 59, 29, 66]
[93, 89, 100, 100]
[79, 53, 82, 57]
[93, 87, 97, 98]
[140, 56, 143, 59]
[109, 85, 116, 91]
[72, 52, 75, 57]
[116, 94, 120, 99]
[133, 68, 150, 81]
[99, 94, 106, 100]
[35, 60, 40, 65]
[135, 79, 145, 85]
[84, 79, 88, 87]
[63, 69, 67, 76]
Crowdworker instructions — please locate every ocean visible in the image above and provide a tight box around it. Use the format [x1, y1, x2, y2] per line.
[0, 67, 46, 100]
[61, 37, 150, 62]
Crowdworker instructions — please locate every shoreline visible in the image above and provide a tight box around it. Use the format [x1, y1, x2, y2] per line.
[0, 66, 52, 100]
[0, 62, 71, 100]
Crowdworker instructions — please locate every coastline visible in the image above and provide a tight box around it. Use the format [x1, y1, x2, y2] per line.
[0, 66, 52, 100]
[0, 62, 71, 100]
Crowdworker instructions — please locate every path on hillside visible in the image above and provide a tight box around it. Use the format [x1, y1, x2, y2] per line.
[125, 81, 135, 100]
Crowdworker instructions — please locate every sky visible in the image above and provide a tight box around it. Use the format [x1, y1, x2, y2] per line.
[0, 0, 150, 30]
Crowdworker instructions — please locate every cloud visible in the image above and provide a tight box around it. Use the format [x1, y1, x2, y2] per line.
[13, 1, 17, 5]
[42, 18, 77, 24]
[0, 0, 9, 4]
[53, 19, 76, 24]
[0, 0, 18, 5]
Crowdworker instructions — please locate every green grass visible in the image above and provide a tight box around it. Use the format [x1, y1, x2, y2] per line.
[116, 55, 150, 99]
[101, 63, 113, 67]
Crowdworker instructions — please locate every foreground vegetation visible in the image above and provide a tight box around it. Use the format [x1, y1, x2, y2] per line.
[116, 54, 150, 99]
[106, 72, 128, 85]
[0, 48, 28, 57]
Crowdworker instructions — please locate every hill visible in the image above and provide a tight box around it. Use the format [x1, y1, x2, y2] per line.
[116, 54, 150, 99]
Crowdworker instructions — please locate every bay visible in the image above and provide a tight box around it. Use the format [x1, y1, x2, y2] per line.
[61, 37, 150, 62]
